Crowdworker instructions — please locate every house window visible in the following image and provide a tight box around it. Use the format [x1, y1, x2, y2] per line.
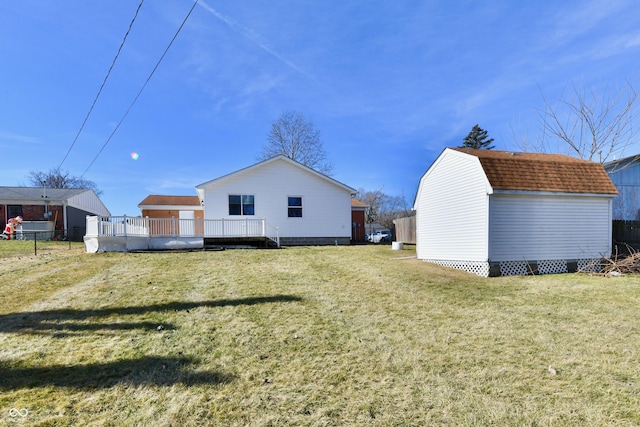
[288, 197, 302, 218]
[7, 205, 23, 219]
[229, 195, 254, 215]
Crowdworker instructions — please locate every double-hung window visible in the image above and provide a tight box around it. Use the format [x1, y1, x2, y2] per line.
[229, 195, 255, 215]
[288, 196, 302, 218]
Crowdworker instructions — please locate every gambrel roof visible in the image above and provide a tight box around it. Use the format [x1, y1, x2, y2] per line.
[453, 148, 618, 195]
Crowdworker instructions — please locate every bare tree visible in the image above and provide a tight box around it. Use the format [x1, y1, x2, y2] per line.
[356, 188, 412, 230]
[28, 169, 102, 195]
[259, 111, 333, 175]
[533, 81, 637, 163]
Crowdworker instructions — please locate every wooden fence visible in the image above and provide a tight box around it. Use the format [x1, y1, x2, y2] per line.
[393, 216, 416, 244]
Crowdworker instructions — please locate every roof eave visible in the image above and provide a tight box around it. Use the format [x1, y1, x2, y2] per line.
[492, 189, 618, 197]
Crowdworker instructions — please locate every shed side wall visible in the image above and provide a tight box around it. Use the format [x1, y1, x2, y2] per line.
[489, 194, 612, 261]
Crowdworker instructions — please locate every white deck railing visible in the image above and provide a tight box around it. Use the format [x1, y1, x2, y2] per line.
[86, 216, 279, 247]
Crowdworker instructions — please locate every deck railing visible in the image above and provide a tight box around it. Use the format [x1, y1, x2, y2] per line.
[86, 216, 279, 247]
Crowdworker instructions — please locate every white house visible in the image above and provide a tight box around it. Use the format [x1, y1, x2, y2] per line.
[196, 155, 357, 246]
[413, 148, 618, 277]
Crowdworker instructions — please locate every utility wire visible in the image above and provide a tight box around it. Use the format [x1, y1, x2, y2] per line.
[56, 0, 145, 172]
[79, 0, 199, 179]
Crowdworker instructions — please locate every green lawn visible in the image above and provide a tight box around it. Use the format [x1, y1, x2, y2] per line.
[1, 243, 639, 426]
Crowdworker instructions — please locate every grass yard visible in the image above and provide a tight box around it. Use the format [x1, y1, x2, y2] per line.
[1, 243, 640, 426]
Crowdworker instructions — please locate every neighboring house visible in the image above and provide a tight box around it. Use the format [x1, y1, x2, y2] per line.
[603, 154, 640, 220]
[0, 186, 110, 241]
[196, 155, 357, 245]
[137, 194, 204, 238]
[413, 148, 618, 277]
[351, 199, 368, 242]
[138, 195, 203, 219]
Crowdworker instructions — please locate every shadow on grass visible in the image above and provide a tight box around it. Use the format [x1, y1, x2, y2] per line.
[0, 295, 303, 333]
[0, 356, 233, 390]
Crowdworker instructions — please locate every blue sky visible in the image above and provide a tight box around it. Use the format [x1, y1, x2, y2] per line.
[1, 1, 639, 215]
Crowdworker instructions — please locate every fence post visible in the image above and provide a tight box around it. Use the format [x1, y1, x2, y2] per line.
[34, 231, 37, 256]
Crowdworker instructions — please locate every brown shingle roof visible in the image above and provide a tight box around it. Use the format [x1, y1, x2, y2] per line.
[138, 195, 201, 206]
[453, 148, 618, 194]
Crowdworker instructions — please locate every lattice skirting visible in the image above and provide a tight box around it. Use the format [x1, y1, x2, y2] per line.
[424, 260, 490, 277]
[423, 258, 602, 277]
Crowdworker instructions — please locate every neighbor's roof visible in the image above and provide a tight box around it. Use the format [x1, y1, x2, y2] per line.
[0, 186, 91, 201]
[453, 148, 618, 194]
[138, 195, 201, 207]
[603, 154, 640, 173]
[351, 199, 369, 209]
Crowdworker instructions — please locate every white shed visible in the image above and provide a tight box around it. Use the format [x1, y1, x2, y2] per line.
[196, 156, 357, 245]
[413, 148, 618, 276]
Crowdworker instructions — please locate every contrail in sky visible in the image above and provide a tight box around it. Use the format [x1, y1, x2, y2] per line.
[198, 1, 314, 80]
[197, 1, 367, 115]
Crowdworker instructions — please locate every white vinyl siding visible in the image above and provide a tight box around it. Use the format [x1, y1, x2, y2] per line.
[489, 194, 612, 261]
[415, 150, 490, 262]
[66, 190, 111, 216]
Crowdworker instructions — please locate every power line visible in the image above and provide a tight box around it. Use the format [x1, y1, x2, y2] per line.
[79, 0, 199, 179]
[56, 0, 145, 172]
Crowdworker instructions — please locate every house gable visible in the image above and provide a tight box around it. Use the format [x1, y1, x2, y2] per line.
[196, 155, 356, 197]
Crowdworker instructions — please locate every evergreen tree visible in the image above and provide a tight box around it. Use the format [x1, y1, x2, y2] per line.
[460, 124, 495, 150]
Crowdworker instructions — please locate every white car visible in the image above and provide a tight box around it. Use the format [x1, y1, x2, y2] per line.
[368, 231, 389, 243]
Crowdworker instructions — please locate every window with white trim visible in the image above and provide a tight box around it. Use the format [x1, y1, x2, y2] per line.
[229, 195, 255, 215]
